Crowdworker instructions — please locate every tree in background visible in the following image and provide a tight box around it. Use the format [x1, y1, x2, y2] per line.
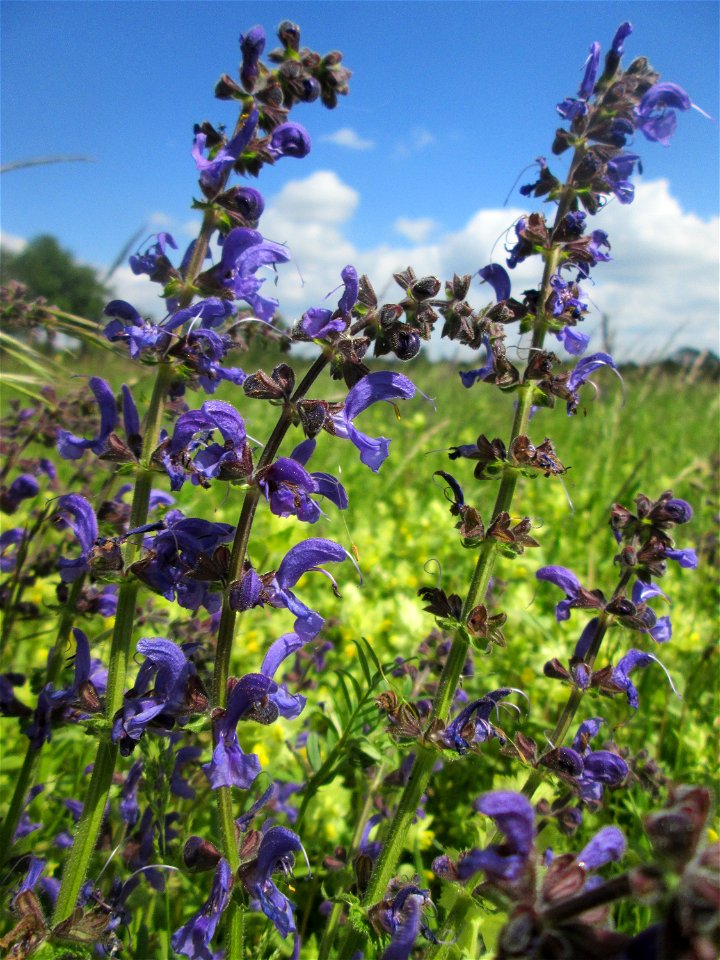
[1, 234, 109, 321]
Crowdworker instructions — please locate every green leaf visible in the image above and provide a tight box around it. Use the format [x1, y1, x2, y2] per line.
[306, 731, 323, 772]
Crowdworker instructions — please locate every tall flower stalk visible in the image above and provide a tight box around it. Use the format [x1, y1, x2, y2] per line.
[337, 21, 698, 959]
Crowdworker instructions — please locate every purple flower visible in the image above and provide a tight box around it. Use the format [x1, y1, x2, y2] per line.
[566, 351, 621, 414]
[571, 718, 629, 804]
[55, 494, 99, 582]
[258, 440, 348, 523]
[478, 263, 511, 302]
[556, 326, 590, 356]
[203, 674, 274, 788]
[172, 859, 232, 960]
[556, 41, 601, 120]
[330, 371, 416, 472]
[57, 377, 117, 459]
[297, 266, 358, 340]
[129, 232, 177, 277]
[259, 632, 307, 720]
[166, 400, 249, 490]
[243, 826, 304, 938]
[664, 546, 698, 569]
[171, 746, 202, 800]
[576, 825, 626, 869]
[632, 580, 672, 643]
[265, 538, 352, 640]
[193, 110, 258, 193]
[635, 82, 692, 146]
[0, 528, 24, 572]
[611, 649, 680, 710]
[442, 688, 517, 754]
[27, 628, 107, 748]
[268, 122, 311, 160]
[240, 26, 265, 90]
[536, 565, 582, 621]
[610, 22, 633, 59]
[1, 474, 40, 514]
[119, 760, 144, 826]
[213, 227, 291, 321]
[456, 791, 535, 883]
[375, 884, 434, 960]
[579, 41, 601, 99]
[605, 152, 641, 204]
[459, 336, 495, 388]
[134, 513, 235, 612]
[111, 638, 201, 754]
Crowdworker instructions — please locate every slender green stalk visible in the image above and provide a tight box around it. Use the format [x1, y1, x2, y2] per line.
[210, 353, 330, 957]
[52, 363, 173, 925]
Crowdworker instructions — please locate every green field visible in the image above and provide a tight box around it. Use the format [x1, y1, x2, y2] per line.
[1, 348, 718, 956]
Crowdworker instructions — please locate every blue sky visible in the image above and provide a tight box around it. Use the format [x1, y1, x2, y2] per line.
[2, 1, 718, 359]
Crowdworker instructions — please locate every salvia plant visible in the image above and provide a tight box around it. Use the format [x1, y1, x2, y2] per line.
[0, 18, 717, 960]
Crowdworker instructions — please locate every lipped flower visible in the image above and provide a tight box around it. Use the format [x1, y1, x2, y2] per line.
[557, 40, 601, 120]
[0, 473, 40, 514]
[171, 858, 232, 960]
[433, 790, 630, 958]
[239, 25, 265, 90]
[130, 512, 235, 612]
[635, 82, 693, 146]
[370, 881, 436, 960]
[441, 688, 522, 755]
[26, 628, 107, 748]
[294, 265, 359, 341]
[204, 226, 291, 322]
[328, 370, 416, 472]
[129, 231, 178, 280]
[53, 494, 99, 582]
[608, 648, 680, 710]
[203, 674, 275, 789]
[111, 638, 207, 755]
[238, 825, 307, 943]
[56, 377, 117, 460]
[161, 399, 251, 490]
[192, 109, 258, 195]
[257, 438, 348, 523]
[537, 717, 629, 806]
[0, 527, 24, 572]
[261, 537, 355, 640]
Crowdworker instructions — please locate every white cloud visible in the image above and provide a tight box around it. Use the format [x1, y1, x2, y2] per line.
[148, 211, 172, 227]
[321, 127, 375, 151]
[5, 175, 716, 361]
[395, 128, 435, 157]
[394, 217, 438, 243]
[109, 265, 168, 319]
[0, 231, 27, 253]
[257, 171, 719, 360]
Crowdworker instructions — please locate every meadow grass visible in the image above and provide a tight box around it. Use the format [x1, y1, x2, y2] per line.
[1, 348, 717, 952]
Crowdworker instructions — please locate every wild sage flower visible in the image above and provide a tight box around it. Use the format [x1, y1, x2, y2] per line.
[171, 858, 232, 960]
[328, 370, 416, 471]
[111, 638, 207, 755]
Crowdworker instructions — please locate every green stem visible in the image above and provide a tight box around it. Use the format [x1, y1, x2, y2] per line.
[52, 363, 172, 925]
[210, 354, 330, 951]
